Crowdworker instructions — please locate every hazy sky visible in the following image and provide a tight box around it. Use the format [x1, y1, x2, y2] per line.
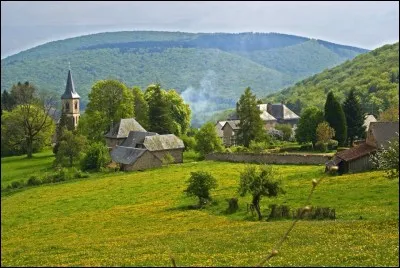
[1, 1, 399, 58]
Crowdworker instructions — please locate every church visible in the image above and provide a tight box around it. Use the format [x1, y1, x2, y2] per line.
[60, 69, 81, 129]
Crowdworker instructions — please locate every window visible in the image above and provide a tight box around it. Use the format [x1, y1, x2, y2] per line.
[65, 102, 69, 112]
[75, 101, 78, 110]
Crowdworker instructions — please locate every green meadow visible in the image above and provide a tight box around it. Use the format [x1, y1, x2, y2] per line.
[1, 151, 399, 267]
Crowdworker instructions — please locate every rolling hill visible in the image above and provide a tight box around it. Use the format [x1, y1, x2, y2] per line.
[265, 42, 399, 116]
[1, 31, 368, 126]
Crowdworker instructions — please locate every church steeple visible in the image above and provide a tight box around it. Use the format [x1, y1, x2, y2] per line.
[61, 68, 80, 129]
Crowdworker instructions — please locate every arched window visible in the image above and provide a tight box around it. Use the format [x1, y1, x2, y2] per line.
[65, 102, 70, 112]
[74, 101, 78, 110]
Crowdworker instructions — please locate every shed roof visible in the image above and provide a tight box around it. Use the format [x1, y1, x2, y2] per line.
[61, 70, 80, 99]
[369, 121, 399, 149]
[143, 134, 185, 151]
[105, 118, 147, 138]
[110, 147, 147, 165]
[335, 142, 376, 162]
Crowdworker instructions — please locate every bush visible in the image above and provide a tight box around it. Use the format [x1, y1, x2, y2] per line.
[231, 145, 249, 153]
[180, 134, 197, 151]
[11, 180, 25, 189]
[81, 142, 111, 171]
[226, 198, 239, 214]
[162, 153, 175, 165]
[27, 176, 42, 186]
[315, 141, 328, 152]
[184, 171, 218, 206]
[327, 139, 339, 150]
[249, 140, 269, 153]
[299, 143, 313, 151]
[274, 124, 293, 141]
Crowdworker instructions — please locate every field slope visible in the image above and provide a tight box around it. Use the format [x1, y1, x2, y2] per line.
[1, 157, 398, 266]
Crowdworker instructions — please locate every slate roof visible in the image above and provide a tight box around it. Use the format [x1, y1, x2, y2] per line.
[260, 111, 277, 121]
[264, 103, 300, 120]
[222, 120, 241, 130]
[120, 131, 158, 147]
[110, 147, 147, 165]
[105, 118, 147, 138]
[61, 70, 80, 99]
[335, 142, 376, 162]
[215, 121, 227, 138]
[363, 114, 377, 131]
[369, 121, 399, 149]
[143, 134, 185, 151]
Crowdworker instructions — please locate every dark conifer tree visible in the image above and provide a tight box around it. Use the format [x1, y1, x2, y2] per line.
[343, 88, 366, 146]
[324, 91, 347, 146]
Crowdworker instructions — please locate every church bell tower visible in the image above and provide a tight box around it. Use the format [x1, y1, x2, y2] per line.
[61, 69, 80, 129]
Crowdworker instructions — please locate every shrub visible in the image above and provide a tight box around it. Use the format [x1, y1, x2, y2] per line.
[315, 141, 328, 152]
[184, 171, 218, 206]
[180, 134, 197, 151]
[249, 140, 269, 153]
[300, 143, 313, 151]
[162, 153, 175, 165]
[226, 197, 239, 214]
[274, 124, 293, 141]
[27, 176, 42, 186]
[327, 139, 339, 150]
[231, 145, 249, 153]
[81, 142, 111, 171]
[11, 180, 24, 189]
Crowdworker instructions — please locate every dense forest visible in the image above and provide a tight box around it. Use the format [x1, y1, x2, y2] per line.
[266, 42, 399, 117]
[1, 31, 368, 126]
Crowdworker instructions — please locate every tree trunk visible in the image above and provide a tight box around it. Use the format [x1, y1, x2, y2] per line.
[26, 137, 33, 158]
[252, 195, 262, 220]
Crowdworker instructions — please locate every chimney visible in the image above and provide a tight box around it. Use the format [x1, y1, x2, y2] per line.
[281, 100, 285, 105]
[267, 102, 272, 114]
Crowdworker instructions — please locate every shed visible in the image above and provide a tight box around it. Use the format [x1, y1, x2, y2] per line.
[110, 147, 162, 171]
[143, 134, 185, 163]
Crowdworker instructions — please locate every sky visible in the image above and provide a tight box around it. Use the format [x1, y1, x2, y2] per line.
[1, 1, 399, 59]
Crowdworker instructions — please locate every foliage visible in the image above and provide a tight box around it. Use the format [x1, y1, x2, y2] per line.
[83, 80, 134, 142]
[194, 122, 223, 157]
[164, 89, 191, 136]
[132, 86, 149, 129]
[295, 106, 324, 147]
[343, 88, 366, 146]
[80, 142, 111, 171]
[180, 134, 197, 151]
[54, 130, 87, 167]
[161, 153, 175, 166]
[370, 134, 399, 179]
[236, 87, 265, 147]
[249, 140, 269, 153]
[274, 124, 293, 141]
[324, 91, 347, 146]
[327, 139, 339, 150]
[315, 141, 328, 153]
[146, 84, 174, 134]
[316, 121, 335, 143]
[267, 43, 399, 118]
[184, 171, 218, 206]
[1, 89, 16, 112]
[379, 105, 399, 122]
[238, 165, 285, 220]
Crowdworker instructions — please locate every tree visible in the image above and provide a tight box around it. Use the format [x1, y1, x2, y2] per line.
[80, 142, 111, 171]
[379, 105, 399, 122]
[236, 87, 265, 147]
[295, 107, 324, 147]
[195, 122, 223, 157]
[316, 121, 335, 143]
[238, 165, 285, 220]
[343, 88, 366, 146]
[1, 82, 56, 158]
[184, 171, 218, 206]
[55, 130, 87, 167]
[370, 134, 399, 179]
[83, 80, 134, 142]
[164, 89, 191, 136]
[275, 124, 293, 141]
[1, 90, 16, 113]
[146, 84, 173, 134]
[324, 92, 347, 146]
[132, 86, 149, 129]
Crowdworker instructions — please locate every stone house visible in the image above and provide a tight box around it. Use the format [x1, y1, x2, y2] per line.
[326, 121, 399, 174]
[221, 120, 240, 147]
[215, 121, 227, 141]
[261, 102, 300, 126]
[111, 147, 162, 171]
[143, 134, 185, 163]
[105, 118, 147, 150]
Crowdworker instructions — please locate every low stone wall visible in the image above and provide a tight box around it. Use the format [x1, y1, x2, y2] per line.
[205, 152, 331, 165]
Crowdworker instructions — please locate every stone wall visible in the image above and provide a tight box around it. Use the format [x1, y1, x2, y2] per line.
[151, 149, 183, 163]
[122, 150, 162, 171]
[205, 152, 331, 165]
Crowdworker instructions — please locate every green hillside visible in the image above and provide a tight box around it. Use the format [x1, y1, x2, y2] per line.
[1, 153, 398, 266]
[266, 42, 399, 116]
[1, 31, 368, 125]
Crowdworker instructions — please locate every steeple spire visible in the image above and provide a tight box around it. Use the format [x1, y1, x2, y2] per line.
[61, 69, 80, 99]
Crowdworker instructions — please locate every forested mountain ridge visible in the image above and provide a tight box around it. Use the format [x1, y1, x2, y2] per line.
[1, 31, 368, 126]
[265, 42, 399, 117]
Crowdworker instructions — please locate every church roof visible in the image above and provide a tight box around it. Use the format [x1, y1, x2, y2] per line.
[61, 70, 80, 99]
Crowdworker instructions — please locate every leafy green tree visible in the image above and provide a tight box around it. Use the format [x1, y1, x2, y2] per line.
[236, 87, 265, 147]
[274, 124, 293, 141]
[164, 89, 191, 136]
[238, 165, 285, 220]
[55, 130, 87, 167]
[146, 84, 173, 134]
[324, 92, 347, 146]
[343, 89, 366, 146]
[83, 80, 134, 142]
[184, 171, 218, 206]
[295, 106, 324, 147]
[195, 122, 224, 157]
[379, 105, 399, 122]
[132, 86, 149, 129]
[316, 121, 335, 143]
[80, 142, 111, 171]
[370, 134, 399, 179]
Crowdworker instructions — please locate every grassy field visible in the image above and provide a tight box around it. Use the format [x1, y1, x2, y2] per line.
[1, 154, 399, 266]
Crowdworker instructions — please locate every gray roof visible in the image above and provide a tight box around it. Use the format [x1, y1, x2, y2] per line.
[110, 147, 147, 165]
[143, 134, 185, 151]
[105, 118, 147, 138]
[120, 131, 158, 147]
[260, 111, 277, 121]
[369, 121, 399, 149]
[222, 120, 241, 130]
[61, 70, 80, 99]
[215, 121, 226, 138]
[265, 103, 300, 120]
[363, 114, 377, 131]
